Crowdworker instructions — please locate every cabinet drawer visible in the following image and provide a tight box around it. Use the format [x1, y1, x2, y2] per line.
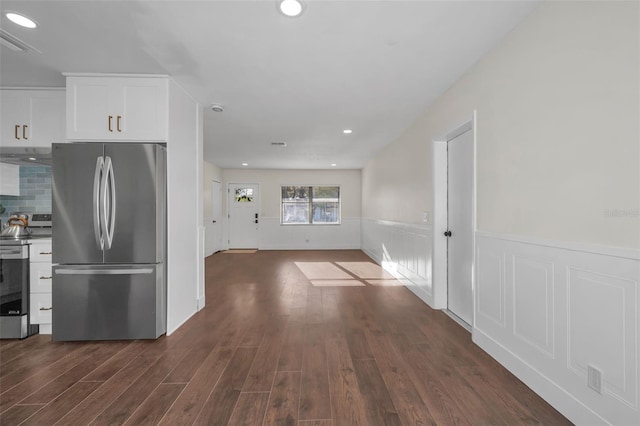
[30, 241, 53, 262]
[30, 262, 53, 293]
[30, 293, 52, 325]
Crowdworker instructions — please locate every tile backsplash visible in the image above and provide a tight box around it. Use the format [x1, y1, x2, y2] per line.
[0, 166, 51, 221]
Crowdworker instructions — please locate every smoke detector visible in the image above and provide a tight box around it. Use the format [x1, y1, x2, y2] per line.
[211, 104, 224, 112]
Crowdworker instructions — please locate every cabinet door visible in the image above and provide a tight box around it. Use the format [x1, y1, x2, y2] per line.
[28, 91, 66, 145]
[0, 90, 28, 147]
[1, 90, 65, 147]
[67, 77, 114, 140]
[118, 78, 168, 141]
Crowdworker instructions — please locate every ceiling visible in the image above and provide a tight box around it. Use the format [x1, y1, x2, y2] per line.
[0, 0, 539, 170]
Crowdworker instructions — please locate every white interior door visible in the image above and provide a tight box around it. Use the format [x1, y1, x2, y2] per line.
[447, 129, 474, 326]
[205, 180, 223, 255]
[228, 183, 259, 249]
[212, 180, 222, 252]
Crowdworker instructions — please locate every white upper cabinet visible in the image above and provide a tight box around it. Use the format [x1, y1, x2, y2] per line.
[66, 75, 169, 142]
[0, 89, 66, 148]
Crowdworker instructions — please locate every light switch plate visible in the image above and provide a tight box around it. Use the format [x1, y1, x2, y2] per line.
[423, 211, 430, 224]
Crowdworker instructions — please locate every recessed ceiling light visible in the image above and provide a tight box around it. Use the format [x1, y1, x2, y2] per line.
[343, 129, 352, 134]
[6, 12, 37, 29]
[28, 157, 37, 161]
[279, 0, 304, 17]
[242, 163, 248, 166]
[331, 163, 337, 167]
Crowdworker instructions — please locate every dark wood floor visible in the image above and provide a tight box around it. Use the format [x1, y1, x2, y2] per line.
[0, 250, 572, 425]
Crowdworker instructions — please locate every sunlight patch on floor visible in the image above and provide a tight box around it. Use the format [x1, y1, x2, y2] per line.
[295, 260, 404, 287]
[336, 261, 395, 280]
[294, 262, 352, 279]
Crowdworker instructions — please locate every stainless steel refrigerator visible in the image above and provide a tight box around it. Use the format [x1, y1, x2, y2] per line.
[51, 142, 166, 341]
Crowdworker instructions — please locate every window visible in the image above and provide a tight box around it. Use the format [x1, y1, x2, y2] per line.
[234, 188, 254, 203]
[281, 186, 340, 224]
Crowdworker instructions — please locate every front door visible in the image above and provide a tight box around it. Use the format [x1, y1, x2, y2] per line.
[447, 129, 474, 326]
[227, 183, 259, 249]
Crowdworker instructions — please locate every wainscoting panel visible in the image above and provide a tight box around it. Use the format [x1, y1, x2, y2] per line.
[567, 267, 637, 410]
[513, 255, 554, 358]
[361, 218, 433, 306]
[474, 232, 640, 425]
[476, 246, 505, 329]
[258, 217, 361, 250]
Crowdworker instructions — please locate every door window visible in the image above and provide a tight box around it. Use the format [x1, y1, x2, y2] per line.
[235, 188, 254, 203]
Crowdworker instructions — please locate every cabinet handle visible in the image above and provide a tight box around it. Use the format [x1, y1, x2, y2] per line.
[40, 276, 53, 280]
[22, 125, 28, 140]
[117, 115, 122, 132]
[108, 115, 113, 132]
[39, 251, 52, 255]
[14, 124, 20, 140]
[39, 307, 52, 311]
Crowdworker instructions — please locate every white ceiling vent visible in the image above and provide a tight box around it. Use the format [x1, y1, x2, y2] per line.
[271, 142, 287, 147]
[0, 30, 39, 53]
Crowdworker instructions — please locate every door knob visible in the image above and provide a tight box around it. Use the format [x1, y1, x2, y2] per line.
[212, 220, 217, 223]
[444, 230, 452, 237]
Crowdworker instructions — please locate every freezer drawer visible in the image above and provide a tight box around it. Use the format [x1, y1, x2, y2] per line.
[52, 264, 165, 341]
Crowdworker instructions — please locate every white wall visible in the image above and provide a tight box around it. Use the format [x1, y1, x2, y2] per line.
[363, 1, 640, 249]
[166, 80, 203, 334]
[222, 168, 361, 250]
[361, 2, 639, 425]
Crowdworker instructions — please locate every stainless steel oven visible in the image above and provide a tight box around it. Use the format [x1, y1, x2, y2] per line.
[0, 242, 35, 339]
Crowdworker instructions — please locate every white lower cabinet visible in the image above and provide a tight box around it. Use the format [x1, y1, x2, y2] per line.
[29, 239, 53, 334]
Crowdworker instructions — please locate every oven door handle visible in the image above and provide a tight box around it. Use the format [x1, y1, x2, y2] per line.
[0, 248, 25, 257]
[0, 246, 29, 259]
[55, 267, 153, 275]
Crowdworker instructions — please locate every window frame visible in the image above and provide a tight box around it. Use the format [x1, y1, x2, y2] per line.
[280, 185, 341, 225]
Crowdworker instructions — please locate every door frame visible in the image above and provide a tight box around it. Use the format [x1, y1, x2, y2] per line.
[226, 182, 260, 249]
[432, 111, 477, 328]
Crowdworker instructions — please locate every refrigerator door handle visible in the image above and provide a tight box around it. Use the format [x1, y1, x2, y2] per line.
[93, 156, 105, 250]
[55, 267, 154, 275]
[102, 156, 116, 250]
